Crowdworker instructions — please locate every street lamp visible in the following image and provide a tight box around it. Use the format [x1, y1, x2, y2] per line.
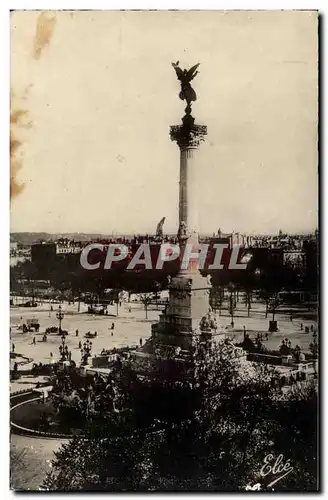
[56, 304, 65, 335]
[227, 282, 235, 327]
[116, 290, 120, 317]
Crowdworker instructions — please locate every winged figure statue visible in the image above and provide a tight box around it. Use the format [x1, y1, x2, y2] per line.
[171, 61, 200, 104]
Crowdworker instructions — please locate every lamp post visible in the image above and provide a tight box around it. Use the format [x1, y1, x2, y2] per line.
[268, 293, 280, 332]
[228, 282, 235, 327]
[116, 290, 120, 317]
[56, 304, 65, 335]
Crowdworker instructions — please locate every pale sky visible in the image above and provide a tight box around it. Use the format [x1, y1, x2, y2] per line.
[10, 10, 318, 235]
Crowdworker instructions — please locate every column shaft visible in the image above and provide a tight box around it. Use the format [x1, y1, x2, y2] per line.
[179, 147, 200, 240]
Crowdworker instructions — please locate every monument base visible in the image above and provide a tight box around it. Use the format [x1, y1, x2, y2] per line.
[151, 271, 210, 351]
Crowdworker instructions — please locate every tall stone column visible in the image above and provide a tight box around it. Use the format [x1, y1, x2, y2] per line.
[171, 117, 207, 242]
[151, 113, 211, 350]
[170, 117, 209, 311]
[179, 147, 199, 242]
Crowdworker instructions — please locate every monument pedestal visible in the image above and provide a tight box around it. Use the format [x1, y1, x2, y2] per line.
[152, 272, 210, 350]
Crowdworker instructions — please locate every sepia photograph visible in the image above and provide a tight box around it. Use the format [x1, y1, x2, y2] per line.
[9, 9, 318, 491]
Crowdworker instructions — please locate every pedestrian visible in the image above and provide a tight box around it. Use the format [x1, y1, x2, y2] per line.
[94, 331, 97, 337]
[78, 341, 82, 349]
[12, 343, 15, 353]
[310, 324, 314, 332]
[111, 331, 113, 337]
[129, 306, 131, 313]
[50, 352, 53, 358]
[111, 323, 115, 330]
[33, 337, 36, 345]
[76, 329, 79, 337]
[139, 338, 142, 347]
[300, 323, 303, 330]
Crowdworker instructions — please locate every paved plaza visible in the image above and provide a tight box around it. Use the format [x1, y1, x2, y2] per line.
[10, 298, 317, 371]
[10, 299, 160, 369]
[11, 434, 68, 491]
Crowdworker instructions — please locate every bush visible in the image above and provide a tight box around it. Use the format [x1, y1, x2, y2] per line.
[43, 339, 318, 491]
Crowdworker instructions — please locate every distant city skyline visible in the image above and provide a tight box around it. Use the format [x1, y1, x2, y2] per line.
[10, 229, 317, 242]
[11, 11, 318, 235]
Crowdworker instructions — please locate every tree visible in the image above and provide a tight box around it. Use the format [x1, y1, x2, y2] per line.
[269, 382, 318, 491]
[235, 283, 241, 302]
[138, 293, 153, 320]
[309, 331, 318, 359]
[244, 289, 252, 317]
[210, 286, 224, 315]
[269, 293, 281, 322]
[43, 339, 318, 492]
[42, 423, 159, 491]
[152, 281, 161, 308]
[111, 289, 124, 317]
[264, 291, 270, 318]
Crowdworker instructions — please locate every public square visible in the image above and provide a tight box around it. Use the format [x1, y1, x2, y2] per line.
[10, 296, 317, 385]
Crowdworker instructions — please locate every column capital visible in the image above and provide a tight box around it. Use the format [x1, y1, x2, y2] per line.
[170, 121, 207, 150]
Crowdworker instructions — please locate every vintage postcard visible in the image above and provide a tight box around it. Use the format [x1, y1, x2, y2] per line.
[10, 10, 318, 491]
